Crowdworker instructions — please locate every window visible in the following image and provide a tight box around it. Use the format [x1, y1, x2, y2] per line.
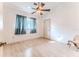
[15, 15, 37, 35]
[15, 15, 26, 35]
[30, 18, 37, 33]
[26, 17, 37, 33]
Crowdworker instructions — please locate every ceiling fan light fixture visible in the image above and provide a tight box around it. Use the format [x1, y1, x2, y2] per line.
[37, 10, 41, 13]
[39, 6, 43, 10]
[31, 2, 50, 15]
[37, 10, 43, 15]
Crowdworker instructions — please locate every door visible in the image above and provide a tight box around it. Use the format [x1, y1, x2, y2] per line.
[44, 19, 50, 39]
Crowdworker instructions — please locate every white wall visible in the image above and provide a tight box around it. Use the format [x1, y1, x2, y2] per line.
[2, 2, 79, 44]
[0, 3, 3, 42]
[44, 3, 79, 43]
[0, 46, 3, 57]
[3, 3, 44, 44]
[0, 3, 3, 57]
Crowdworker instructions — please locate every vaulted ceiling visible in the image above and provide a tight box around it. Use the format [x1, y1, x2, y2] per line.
[5, 2, 54, 17]
[4, 2, 79, 18]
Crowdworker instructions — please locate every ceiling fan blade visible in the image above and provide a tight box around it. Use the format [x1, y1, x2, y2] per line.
[31, 11, 36, 14]
[38, 2, 40, 5]
[34, 3, 37, 5]
[41, 2, 45, 7]
[42, 9, 50, 11]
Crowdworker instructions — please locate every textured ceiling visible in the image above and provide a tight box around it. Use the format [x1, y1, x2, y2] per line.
[4, 2, 79, 17]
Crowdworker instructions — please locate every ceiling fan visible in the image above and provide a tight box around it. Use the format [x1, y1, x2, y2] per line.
[31, 2, 51, 15]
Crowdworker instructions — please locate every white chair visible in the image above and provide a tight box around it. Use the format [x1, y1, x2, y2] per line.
[67, 35, 79, 49]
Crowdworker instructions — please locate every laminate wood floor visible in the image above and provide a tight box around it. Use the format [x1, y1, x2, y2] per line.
[2, 38, 79, 57]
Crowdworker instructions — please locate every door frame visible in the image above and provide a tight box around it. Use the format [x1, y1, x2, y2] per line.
[44, 18, 51, 40]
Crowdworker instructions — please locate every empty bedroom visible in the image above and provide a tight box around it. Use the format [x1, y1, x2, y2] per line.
[0, 2, 79, 57]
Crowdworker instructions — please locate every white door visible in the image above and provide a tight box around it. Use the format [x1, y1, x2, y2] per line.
[44, 19, 50, 39]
